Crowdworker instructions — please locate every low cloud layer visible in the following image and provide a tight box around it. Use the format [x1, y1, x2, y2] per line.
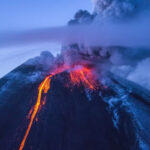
[0, 14, 150, 48]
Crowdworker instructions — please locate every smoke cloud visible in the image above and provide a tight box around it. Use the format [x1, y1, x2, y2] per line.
[92, 0, 149, 20]
[127, 58, 150, 90]
[0, 14, 150, 48]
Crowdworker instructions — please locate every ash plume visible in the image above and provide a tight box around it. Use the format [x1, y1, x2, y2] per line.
[92, 0, 149, 20]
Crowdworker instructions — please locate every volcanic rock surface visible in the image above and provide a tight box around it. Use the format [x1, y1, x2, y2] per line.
[0, 57, 150, 150]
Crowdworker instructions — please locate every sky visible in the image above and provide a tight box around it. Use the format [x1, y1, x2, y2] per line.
[0, 0, 92, 31]
[0, 0, 92, 77]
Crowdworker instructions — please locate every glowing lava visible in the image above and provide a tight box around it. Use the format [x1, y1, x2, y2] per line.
[70, 65, 97, 90]
[19, 75, 52, 150]
[19, 65, 97, 150]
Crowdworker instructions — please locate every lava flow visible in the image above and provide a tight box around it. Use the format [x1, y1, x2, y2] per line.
[19, 65, 97, 150]
[19, 75, 52, 150]
[70, 65, 97, 90]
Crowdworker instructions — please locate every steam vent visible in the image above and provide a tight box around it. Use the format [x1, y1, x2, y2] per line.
[0, 52, 150, 150]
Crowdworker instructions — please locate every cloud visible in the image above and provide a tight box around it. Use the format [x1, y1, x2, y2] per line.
[0, 14, 150, 48]
[127, 58, 150, 90]
[92, 0, 149, 20]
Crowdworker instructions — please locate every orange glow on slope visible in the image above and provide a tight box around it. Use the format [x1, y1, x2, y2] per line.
[19, 65, 70, 150]
[19, 75, 52, 150]
[19, 65, 97, 150]
[70, 66, 97, 90]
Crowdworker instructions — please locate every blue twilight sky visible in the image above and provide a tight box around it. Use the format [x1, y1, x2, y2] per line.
[0, 0, 93, 77]
[0, 0, 92, 31]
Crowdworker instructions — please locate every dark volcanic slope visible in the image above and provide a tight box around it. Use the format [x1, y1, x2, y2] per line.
[0, 63, 150, 150]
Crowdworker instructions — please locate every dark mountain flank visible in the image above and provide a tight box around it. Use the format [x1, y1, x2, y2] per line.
[0, 60, 150, 150]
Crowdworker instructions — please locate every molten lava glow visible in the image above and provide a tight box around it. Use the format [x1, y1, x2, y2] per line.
[70, 66, 97, 90]
[19, 65, 97, 150]
[19, 65, 70, 150]
[19, 75, 52, 150]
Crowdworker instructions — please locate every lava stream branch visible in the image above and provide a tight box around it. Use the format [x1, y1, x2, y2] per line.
[19, 75, 52, 150]
[70, 66, 97, 90]
[19, 65, 70, 150]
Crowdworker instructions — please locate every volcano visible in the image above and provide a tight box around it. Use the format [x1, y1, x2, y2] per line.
[0, 52, 150, 150]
